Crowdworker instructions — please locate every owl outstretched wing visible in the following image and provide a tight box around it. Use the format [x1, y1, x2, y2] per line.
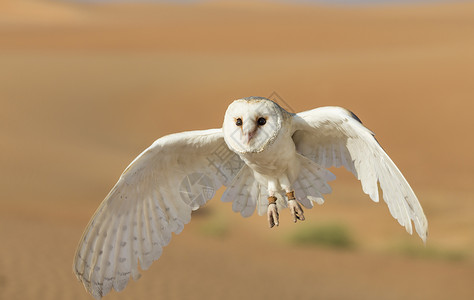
[73, 129, 244, 299]
[292, 107, 428, 242]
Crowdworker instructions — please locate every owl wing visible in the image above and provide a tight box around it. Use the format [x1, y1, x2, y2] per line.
[292, 106, 428, 242]
[73, 129, 244, 299]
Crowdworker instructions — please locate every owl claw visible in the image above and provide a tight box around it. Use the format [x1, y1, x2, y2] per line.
[288, 199, 305, 223]
[267, 203, 279, 228]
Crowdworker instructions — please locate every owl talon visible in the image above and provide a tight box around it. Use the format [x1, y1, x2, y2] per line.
[288, 199, 305, 223]
[267, 203, 279, 228]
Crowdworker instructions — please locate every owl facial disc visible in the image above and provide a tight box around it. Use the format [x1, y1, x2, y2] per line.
[223, 97, 282, 154]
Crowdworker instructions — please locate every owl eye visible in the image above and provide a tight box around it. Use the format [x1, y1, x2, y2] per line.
[235, 118, 243, 126]
[257, 117, 266, 126]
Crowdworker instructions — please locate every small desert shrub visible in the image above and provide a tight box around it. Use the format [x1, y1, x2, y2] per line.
[288, 222, 355, 249]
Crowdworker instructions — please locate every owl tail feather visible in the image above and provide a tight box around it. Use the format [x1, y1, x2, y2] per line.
[221, 165, 259, 217]
[220, 155, 335, 218]
[291, 154, 336, 209]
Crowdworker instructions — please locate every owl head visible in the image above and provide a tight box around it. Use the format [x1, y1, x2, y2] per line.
[223, 97, 283, 153]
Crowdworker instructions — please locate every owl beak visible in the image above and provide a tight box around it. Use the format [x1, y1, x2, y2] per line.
[243, 129, 256, 145]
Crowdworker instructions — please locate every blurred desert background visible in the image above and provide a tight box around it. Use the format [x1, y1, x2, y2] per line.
[1, 0, 474, 299]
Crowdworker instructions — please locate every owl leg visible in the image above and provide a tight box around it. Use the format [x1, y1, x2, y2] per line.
[286, 191, 305, 223]
[267, 180, 279, 228]
[280, 175, 305, 223]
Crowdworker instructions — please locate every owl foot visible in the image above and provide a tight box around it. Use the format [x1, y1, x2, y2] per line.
[287, 191, 305, 223]
[267, 196, 279, 228]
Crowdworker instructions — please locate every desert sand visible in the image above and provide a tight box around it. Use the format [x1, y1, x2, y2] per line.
[0, 0, 473, 299]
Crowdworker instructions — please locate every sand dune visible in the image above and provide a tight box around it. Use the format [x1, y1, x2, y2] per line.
[0, 1, 473, 299]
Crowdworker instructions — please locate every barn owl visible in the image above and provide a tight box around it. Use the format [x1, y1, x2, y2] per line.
[74, 96, 428, 299]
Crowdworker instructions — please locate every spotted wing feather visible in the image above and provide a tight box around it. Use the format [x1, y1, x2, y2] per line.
[73, 129, 244, 299]
[292, 107, 428, 242]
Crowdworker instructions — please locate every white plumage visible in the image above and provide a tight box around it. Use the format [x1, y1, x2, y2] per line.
[73, 97, 428, 299]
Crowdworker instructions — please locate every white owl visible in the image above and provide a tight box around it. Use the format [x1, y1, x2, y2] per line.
[74, 97, 428, 299]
